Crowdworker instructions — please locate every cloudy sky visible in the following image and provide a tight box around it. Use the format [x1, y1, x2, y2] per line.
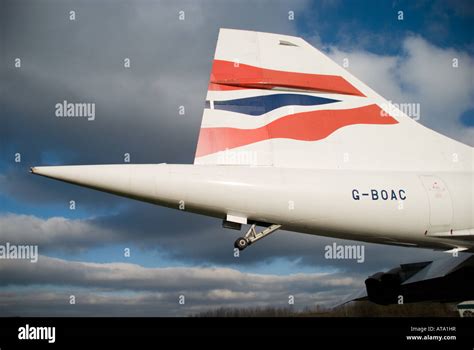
[1, 0, 473, 316]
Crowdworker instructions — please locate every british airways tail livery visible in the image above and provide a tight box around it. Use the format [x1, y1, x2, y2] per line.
[31, 29, 473, 256]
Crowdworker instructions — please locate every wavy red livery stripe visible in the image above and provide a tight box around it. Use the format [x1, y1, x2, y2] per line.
[195, 104, 398, 157]
[208, 60, 364, 96]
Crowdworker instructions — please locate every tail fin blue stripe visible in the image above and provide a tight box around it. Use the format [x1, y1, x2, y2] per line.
[206, 93, 339, 116]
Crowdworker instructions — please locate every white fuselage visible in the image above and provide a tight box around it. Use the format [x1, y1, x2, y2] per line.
[32, 164, 474, 251]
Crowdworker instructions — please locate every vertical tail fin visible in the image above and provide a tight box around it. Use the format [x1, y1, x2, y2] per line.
[194, 28, 472, 171]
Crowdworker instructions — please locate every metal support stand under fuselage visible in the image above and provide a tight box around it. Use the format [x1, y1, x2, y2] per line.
[234, 224, 282, 251]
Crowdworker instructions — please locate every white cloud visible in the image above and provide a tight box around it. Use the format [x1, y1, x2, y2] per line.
[0, 255, 361, 316]
[328, 35, 474, 145]
[0, 213, 116, 251]
[0, 255, 360, 291]
[0, 212, 445, 271]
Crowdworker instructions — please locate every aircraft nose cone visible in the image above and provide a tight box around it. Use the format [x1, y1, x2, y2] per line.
[28, 164, 170, 205]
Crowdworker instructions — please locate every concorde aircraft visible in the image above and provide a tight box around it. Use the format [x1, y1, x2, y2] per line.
[31, 29, 474, 302]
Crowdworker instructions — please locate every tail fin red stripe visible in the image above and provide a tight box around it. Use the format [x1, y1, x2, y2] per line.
[195, 104, 397, 157]
[209, 60, 365, 96]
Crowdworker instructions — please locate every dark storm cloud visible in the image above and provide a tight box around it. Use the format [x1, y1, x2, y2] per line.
[1, 0, 305, 161]
[1, 0, 307, 212]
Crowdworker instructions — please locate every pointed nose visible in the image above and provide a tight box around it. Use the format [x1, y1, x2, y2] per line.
[28, 164, 167, 205]
[30, 166, 63, 177]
